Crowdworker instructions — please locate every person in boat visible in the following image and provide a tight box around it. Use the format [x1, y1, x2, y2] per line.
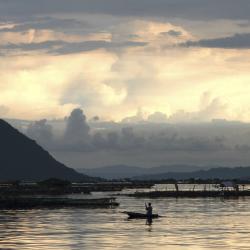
[145, 202, 153, 222]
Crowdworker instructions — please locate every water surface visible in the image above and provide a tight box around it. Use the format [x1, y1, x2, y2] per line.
[0, 189, 250, 249]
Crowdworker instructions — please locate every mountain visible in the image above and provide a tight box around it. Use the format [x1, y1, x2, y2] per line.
[133, 166, 250, 180]
[0, 119, 94, 181]
[78, 164, 250, 180]
[78, 165, 143, 179]
[77, 165, 204, 179]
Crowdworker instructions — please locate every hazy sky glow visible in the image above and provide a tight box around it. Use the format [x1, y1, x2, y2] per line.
[1, 0, 250, 122]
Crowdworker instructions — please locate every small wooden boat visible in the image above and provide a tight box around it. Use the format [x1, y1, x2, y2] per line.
[123, 211, 160, 219]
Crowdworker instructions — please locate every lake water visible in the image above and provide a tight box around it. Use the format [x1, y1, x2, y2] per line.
[0, 187, 250, 249]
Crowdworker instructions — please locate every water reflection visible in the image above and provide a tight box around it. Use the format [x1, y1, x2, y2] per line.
[0, 194, 249, 249]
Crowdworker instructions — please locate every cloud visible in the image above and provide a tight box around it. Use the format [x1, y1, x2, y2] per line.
[1, 0, 250, 21]
[110, 20, 191, 45]
[21, 108, 250, 168]
[121, 109, 145, 123]
[26, 119, 53, 148]
[91, 123, 227, 152]
[0, 29, 91, 47]
[0, 19, 250, 122]
[146, 133, 227, 152]
[120, 127, 145, 149]
[237, 21, 250, 28]
[0, 17, 87, 33]
[169, 93, 228, 123]
[25, 109, 92, 151]
[2, 40, 66, 52]
[1, 1, 250, 169]
[235, 144, 250, 153]
[0, 40, 147, 55]
[23, 108, 228, 155]
[184, 33, 250, 49]
[161, 30, 182, 37]
[147, 112, 168, 123]
[0, 19, 189, 55]
[63, 108, 90, 146]
[50, 40, 147, 55]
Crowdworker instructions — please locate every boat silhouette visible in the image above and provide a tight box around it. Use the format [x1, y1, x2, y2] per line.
[123, 211, 160, 219]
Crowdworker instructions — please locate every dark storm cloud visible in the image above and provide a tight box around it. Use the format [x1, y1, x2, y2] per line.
[64, 108, 90, 144]
[26, 109, 92, 151]
[26, 119, 54, 148]
[91, 126, 226, 152]
[90, 128, 227, 152]
[1, 41, 66, 51]
[183, 33, 250, 49]
[146, 133, 227, 152]
[0, 0, 250, 21]
[235, 144, 250, 153]
[52, 41, 147, 55]
[1, 40, 147, 55]
[25, 109, 229, 153]
[0, 17, 87, 33]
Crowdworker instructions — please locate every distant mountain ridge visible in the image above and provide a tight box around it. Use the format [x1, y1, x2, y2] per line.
[78, 165, 250, 180]
[77, 165, 205, 179]
[0, 119, 93, 181]
[133, 166, 250, 180]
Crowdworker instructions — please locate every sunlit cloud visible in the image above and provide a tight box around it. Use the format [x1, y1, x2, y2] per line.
[0, 18, 249, 123]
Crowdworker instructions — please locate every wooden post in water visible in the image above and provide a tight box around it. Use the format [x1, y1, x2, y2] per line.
[175, 183, 179, 193]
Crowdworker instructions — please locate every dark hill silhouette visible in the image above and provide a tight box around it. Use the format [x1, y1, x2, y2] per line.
[0, 119, 93, 181]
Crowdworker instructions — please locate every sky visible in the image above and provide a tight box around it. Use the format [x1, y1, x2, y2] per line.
[2, 1, 250, 169]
